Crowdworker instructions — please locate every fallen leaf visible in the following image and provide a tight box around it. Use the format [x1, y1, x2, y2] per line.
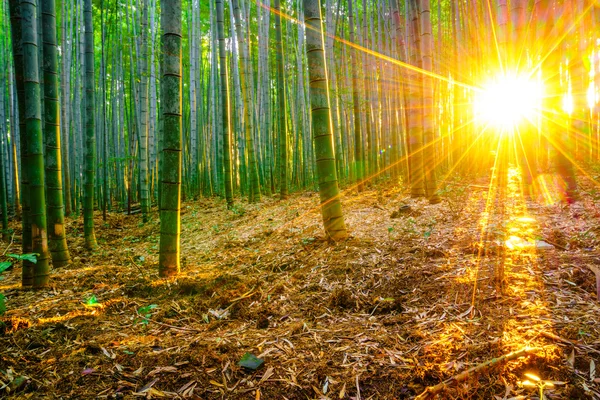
[567, 349, 575, 368]
[238, 353, 264, 370]
[147, 366, 178, 377]
[259, 366, 274, 384]
[458, 306, 474, 319]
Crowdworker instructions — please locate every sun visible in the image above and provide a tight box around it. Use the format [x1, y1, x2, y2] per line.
[474, 73, 543, 131]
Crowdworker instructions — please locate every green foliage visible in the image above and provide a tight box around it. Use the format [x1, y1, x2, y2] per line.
[84, 295, 101, 307]
[438, 184, 468, 219]
[387, 225, 396, 240]
[423, 219, 437, 239]
[230, 204, 246, 216]
[137, 304, 158, 325]
[402, 217, 419, 237]
[0, 261, 11, 275]
[0, 254, 37, 315]
[300, 237, 315, 246]
[238, 353, 264, 370]
[7, 253, 39, 264]
[124, 236, 141, 243]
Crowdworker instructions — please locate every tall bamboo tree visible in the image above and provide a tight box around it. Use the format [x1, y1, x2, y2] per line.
[159, 0, 182, 277]
[273, 0, 288, 199]
[407, 0, 425, 197]
[8, 0, 35, 284]
[231, 0, 260, 202]
[140, 0, 150, 222]
[347, 0, 364, 191]
[21, 0, 50, 286]
[216, 0, 233, 208]
[304, 0, 347, 240]
[42, 0, 71, 266]
[419, 0, 439, 203]
[83, 0, 97, 249]
[0, 58, 8, 242]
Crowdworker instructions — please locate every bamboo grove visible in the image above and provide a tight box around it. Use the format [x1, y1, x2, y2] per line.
[0, 0, 598, 285]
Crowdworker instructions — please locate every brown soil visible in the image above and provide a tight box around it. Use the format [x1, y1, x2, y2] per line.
[1, 170, 599, 399]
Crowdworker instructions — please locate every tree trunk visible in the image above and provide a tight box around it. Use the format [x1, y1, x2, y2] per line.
[83, 0, 98, 249]
[216, 0, 233, 208]
[303, 0, 348, 240]
[273, 0, 288, 200]
[42, 0, 71, 266]
[348, 0, 364, 191]
[159, 0, 182, 277]
[21, 0, 51, 286]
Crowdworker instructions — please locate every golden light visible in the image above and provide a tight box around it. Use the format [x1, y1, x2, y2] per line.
[562, 92, 574, 115]
[474, 73, 543, 130]
[587, 83, 596, 109]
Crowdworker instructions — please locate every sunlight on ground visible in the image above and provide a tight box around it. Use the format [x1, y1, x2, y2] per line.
[0, 282, 19, 291]
[430, 164, 561, 397]
[479, 165, 559, 353]
[37, 308, 104, 325]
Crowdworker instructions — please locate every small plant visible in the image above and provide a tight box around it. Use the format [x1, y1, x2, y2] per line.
[0, 253, 38, 316]
[401, 217, 419, 237]
[438, 184, 468, 219]
[230, 204, 246, 216]
[83, 295, 102, 308]
[423, 218, 437, 239]
[522, 372, 554, 400]
[387, 225, 397, 240]
[136, 304, 158, 325]
[301, 237, 315, 246]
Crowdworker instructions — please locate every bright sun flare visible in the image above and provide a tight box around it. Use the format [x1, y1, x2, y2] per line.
[474, 74, 543, 131]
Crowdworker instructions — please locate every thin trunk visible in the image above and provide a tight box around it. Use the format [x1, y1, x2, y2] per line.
[232, 0, 260, 202]
[419, 0, 439, 202]
[83, 0, 97, 249]
[273, 0, 288, 199]
[159, 0, 182, 277]
[347, 0, 364, 191]
[42, 0, 71, 266]
[9, 0, 33, 283]
[140, 0, 150, 221]
[21, 0, 51, 286]
[216, 0, 234, 208]
[303, 0, 347, 240]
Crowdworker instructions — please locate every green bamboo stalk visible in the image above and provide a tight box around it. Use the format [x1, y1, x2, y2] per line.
[273, 0, 288, 199]
[8, 0, 34, 285]
[42, 0, 71, 266]
[216, 0, 233, 208]
[21, 0, 51, 287]
[140, 0, 150, 222]
[159, 0, 182, 277]
[83, 0, 97, 249]
[303, 0, 348, 241]
[418, 0, 439, 203]
[231, 0, 260, 203]
[347, 0, 364, 192]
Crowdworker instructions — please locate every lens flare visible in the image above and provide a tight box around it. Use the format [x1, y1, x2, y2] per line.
[474, 73, 543, 130]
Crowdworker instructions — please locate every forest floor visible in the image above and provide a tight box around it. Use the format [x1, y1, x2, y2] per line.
[1, 167, 600, 399]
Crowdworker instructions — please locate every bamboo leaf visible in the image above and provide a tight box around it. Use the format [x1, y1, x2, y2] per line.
[238, 353, 264, 370]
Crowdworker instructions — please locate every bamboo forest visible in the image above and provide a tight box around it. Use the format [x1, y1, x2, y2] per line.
[1, 0, 600, 398]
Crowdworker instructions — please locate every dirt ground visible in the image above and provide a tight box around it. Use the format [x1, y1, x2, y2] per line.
[1, 169, 600, 399]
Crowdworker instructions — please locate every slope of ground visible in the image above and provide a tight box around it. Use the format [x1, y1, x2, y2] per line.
[1, 170, 599, 399]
